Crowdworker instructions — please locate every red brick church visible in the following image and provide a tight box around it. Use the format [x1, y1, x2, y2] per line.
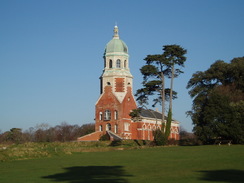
[77, 26, 179, 141]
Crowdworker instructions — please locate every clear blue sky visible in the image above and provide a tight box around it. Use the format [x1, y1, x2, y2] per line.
[1, 0, 243, 132]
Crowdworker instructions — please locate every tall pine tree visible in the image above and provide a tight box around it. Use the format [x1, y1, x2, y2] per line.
[136, 45, 187, 144]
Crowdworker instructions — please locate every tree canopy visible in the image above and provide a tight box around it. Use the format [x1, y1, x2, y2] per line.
[187, 57, 244, 144]
[135, 45, 187, 144]
[136, 45, 186, 108]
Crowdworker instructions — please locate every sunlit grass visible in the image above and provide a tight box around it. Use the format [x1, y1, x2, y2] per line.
[0, 145, 243, 183]
[0, 140, 144, 161]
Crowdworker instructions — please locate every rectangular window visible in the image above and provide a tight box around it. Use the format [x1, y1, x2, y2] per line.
[124, 123, 130, 131]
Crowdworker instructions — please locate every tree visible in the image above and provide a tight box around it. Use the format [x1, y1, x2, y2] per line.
[187, 57, 244, 144]
[77, 123, 95, 137]
[179, 127, 198, 146]
[162, 45, 187, 138]
[135, 45, 187, 143]
[6, 128, 24, 144]
[162, 45, 187, 110]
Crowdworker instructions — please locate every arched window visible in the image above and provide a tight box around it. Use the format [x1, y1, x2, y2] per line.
[109, 60, 113, 68]
[116, 59, 121, 68]
[115, 124, 118, 133]
[153, 125, 156, 130]
[176, 127, 179, 134]
[99, 112, 103, 120]
[106, 123, 111, 131]
[99, 125, 103, 131]
[104, 110, 111, 121]
[114, 110, 118, 120]
[124, 60, 127, 68]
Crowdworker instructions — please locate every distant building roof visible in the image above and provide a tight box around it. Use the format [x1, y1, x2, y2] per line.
[139, 108, 163, 119]
[139, 108, 177, 122]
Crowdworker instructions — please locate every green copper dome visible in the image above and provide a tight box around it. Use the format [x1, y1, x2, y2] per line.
[105, 39, 128, 53]
[104, 26, 128, 55]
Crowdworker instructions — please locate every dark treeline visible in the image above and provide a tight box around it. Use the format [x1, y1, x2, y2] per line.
[0, 122, 95, 144]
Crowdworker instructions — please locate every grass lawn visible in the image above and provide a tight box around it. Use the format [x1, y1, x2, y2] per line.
[0, 145, 243, 183]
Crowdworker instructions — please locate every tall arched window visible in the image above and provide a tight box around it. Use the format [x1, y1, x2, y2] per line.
[116, 59, 121, 68]
[124, 60, 127, 68]
[104, 109, 111, 121]
[106, 123, 111, 131]
[114, 110, 118, 120]
[99, 112, 103, 120]
[109, 60, 113, 68]
[99, 125, 103, 131]
[115, 124, 118, 133]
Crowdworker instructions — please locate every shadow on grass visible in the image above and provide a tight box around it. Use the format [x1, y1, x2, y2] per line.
[42, 166, 132, 183]
[198, 169, 244, 182]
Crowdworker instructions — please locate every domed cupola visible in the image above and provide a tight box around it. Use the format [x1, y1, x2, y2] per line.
[100, 26, 133, 102]
[104, 26, 128, 56]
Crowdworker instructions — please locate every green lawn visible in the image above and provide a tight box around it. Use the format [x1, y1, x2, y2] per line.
[0, 145, 243, 183]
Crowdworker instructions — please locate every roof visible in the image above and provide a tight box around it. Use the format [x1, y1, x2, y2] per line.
[138, 108, 178, 123]
[104, 26, 128, 55]
[139, 108, 163, 119]
[105, 39, 128, 54]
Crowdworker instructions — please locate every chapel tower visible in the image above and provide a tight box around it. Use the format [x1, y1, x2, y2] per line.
[95, 26, 137, 139]
[100, 25, 133, 100]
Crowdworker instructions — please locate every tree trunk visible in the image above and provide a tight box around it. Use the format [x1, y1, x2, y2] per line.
[169, 64, 174, 111]
[165, 64, 174, 139]
[161, 72, 165, 131]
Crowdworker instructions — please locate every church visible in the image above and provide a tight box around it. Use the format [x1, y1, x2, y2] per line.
[77, 26, 180, 141]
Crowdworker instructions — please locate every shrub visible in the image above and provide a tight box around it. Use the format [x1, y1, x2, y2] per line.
[179, 130, 200, 146]
[167, 138, 179, 145]
[99, 134, 110, 141]
[109, 140, 122, 146]
[153, 129, 167, 146]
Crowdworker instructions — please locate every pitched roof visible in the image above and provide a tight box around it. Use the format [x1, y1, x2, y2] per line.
[139, 108, 163, 119]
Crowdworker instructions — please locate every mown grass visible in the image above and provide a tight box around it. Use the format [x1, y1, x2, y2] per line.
[0, 144, 243, 183]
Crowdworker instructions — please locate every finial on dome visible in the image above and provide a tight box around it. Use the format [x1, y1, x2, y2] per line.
[113, 25, 119, 38]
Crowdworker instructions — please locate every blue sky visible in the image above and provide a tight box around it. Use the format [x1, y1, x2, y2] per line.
[0, 0, 243, 132]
